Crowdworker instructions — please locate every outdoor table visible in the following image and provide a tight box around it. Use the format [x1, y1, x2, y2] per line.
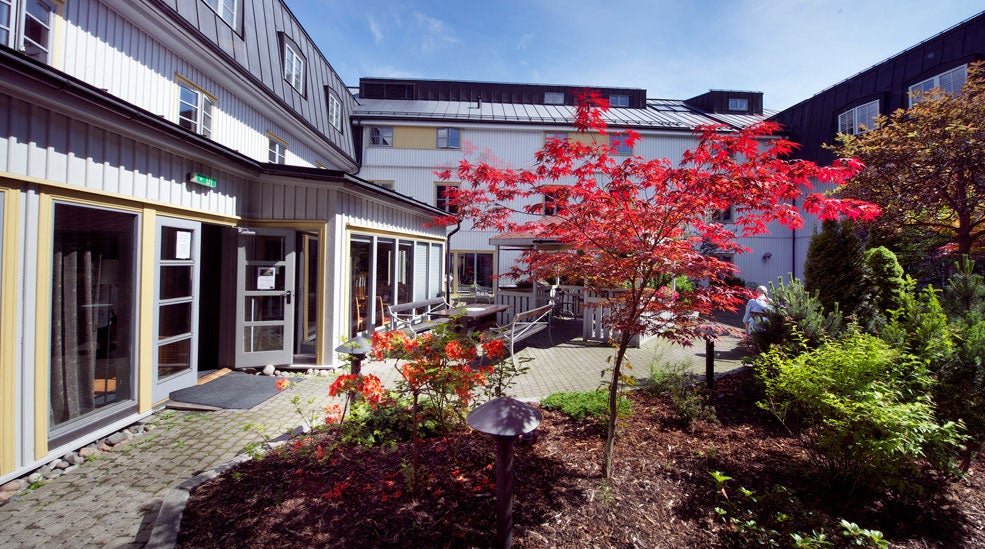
[431, 303, 511, 333]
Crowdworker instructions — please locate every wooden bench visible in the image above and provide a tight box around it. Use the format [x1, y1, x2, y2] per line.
[386, 297, 451, 334]
[487, 303, 553, 367]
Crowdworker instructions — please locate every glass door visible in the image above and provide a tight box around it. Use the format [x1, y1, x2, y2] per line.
[236, 228, 296, 367]
[152, 217, 200, 402]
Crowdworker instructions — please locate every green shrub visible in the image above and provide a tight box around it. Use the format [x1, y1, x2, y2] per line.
[541, 390, 631, 420]
[756, 334, 965, 493]
[648, 361, 717, 427]
[864, 246, 907, 319]
[339, 397, 447, 448]
[804, 219, 869, 319]
[751, 276, 846, 354]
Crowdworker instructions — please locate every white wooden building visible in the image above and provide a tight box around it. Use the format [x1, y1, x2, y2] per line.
[0, 0, 445, 484]
[353, 79, 791, 294]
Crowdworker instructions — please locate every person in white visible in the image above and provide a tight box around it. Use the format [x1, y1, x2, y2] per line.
[743, 285, 774, 336]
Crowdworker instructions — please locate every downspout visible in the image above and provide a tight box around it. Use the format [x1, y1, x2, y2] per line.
[445, 222, 461, 299]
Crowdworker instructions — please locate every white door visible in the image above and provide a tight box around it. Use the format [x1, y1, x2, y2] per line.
[236, 229, 296, 367]
[152, 217, 201, 402]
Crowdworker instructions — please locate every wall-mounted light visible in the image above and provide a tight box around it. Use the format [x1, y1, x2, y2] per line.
[762, 252, 773, 261]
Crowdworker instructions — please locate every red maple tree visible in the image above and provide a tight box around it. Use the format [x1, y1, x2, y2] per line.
[435, 91, 879, 477]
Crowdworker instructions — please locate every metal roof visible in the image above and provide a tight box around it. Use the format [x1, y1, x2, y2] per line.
[353, 97, 765, 131]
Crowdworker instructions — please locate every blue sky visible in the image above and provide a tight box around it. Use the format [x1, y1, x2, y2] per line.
[287, 1, 984, 111]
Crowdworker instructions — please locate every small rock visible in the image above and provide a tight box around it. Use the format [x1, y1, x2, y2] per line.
[1, 480, 23, 493]
[143, 424, 156, 432]
[42, 469, 62, 480]
[67, 454, 85, 466]
[98, 443, 113, 452]
[106, 432, 128, 445]
[79, 447, 99, 458]
[53, 460, 70, 470]
[262, 364, 275, 376]
[0, 491, 16, 503]
[27, 473, 43, 484]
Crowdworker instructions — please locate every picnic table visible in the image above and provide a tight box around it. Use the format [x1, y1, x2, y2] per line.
[430, 303, 511, 333]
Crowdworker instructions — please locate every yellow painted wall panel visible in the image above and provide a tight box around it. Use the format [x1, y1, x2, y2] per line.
[394, 127, 435, 149]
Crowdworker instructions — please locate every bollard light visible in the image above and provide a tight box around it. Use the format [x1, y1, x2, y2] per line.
[335, 336, 372, 376]
[467, 397, 542, 549]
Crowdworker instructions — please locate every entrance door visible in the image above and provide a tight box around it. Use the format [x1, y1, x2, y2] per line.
[236, 228, 296, 367]
[152, 217, 201, 402]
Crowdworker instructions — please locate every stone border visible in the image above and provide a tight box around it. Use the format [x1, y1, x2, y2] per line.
[144, 426, 304, 548]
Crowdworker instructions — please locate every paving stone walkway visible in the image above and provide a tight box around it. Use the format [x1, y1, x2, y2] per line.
[0, 318, 751, 548]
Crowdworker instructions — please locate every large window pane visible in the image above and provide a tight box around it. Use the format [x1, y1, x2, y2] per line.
[159, 302, 192, 339]
[160, 265, 192, 300]
[50, 204, 136, 429]
[244, 326, 283, 352]
[245, 295, 285, 322]
[158, 338, 191, 378]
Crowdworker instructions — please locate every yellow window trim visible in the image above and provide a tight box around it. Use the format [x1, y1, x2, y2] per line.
[0, 189, 20, 473]
[266, 131, 289, 147]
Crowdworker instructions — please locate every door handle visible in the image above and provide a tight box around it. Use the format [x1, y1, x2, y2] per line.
[283, 290, 292, 305]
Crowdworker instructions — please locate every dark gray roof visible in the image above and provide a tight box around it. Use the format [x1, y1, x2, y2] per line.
[353, 97, 765, 131]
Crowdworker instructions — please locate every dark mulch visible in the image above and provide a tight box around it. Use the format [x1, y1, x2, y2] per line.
[177, 369, 985, 548]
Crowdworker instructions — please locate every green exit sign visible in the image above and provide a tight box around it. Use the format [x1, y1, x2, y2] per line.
[188, 172, 217, 188]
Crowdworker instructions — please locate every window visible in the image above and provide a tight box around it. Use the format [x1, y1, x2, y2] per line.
[837, 100, 879, 135]
[436, 128, 460, 149]
[711, 205, 734, 223]
[610, 131, 632, 155]
[50, 203, 137, 431]
[203, 0, 237, 27]
[22, 0, 54, 62]
[545, 131, 568, 142]
[609, 94, 629, 107]
[544, 92, 565, 104]
[909, 64, 967, 106]
[369, 126, 393, 147]
[177, 79, 215, 138]
[728, 98, 749, 111]
[455, 252, 494, 291]
[1, 0, 14, 46]
[543, 190, 563, 216]
[283, 42, 305, 93]
[328, 93, 342, 132]
[268, 133, 287, 164]
[436, 183, 459, 214]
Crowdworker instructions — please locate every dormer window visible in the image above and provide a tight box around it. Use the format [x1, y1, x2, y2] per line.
[728, 98, 749, 111]
[202, 0, 237, 28]
[282, 39, 305, 94]
[837, 100, 879, 135]
[609, 94, 630, 107]
[544, 92, 565, 105]
[909, 64, 967, 106]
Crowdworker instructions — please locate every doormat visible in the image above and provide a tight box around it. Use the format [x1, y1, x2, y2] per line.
[168, 371, 296, 410]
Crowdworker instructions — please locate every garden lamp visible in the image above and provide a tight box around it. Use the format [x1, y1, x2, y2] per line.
[467, 397, 542, 549]
[335, 336, 372, 376]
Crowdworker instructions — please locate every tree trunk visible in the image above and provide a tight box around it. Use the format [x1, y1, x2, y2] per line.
[603, 331, 633, 479]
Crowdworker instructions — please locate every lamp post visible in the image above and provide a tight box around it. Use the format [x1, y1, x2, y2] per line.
[335, 336, 372, 403]
[467, 397, 542, 549]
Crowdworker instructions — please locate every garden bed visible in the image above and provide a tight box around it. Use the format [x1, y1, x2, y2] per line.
[176, 369, 985, 547]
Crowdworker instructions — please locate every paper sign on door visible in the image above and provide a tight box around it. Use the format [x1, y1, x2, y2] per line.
[257, 267, 276, 290]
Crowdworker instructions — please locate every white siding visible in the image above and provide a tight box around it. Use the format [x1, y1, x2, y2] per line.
[0, 92, 242, 215]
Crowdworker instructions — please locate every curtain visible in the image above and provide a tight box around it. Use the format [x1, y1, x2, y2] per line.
[50, 235, 98, 425]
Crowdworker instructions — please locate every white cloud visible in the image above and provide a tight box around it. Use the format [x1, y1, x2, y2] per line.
[413, 12, 458, 53]
[368, 16, 383, 44]
[516, 33, 534, 51]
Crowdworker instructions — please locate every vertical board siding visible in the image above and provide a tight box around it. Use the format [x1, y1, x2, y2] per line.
[58, 0, 356, 170]
[0, 92, 241, 216]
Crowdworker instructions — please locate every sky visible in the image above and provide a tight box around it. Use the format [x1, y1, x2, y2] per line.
[286, 1, 985, 112]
